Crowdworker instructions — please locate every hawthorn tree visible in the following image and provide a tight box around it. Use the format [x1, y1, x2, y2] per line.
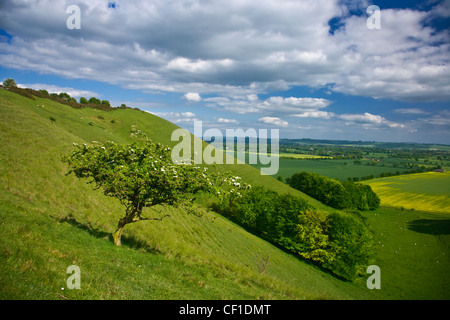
[64, 139, 236, 246]
[2, 78, 17, 88]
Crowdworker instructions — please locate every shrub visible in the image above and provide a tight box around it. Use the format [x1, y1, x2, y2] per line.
[214, 186, 374, 280]
[324, 212, 374, 280]
[3, 78, 17, 88]
[288, 171, 379, 210]
[88, 97, 101, 104]
[79, 97, 88, 104]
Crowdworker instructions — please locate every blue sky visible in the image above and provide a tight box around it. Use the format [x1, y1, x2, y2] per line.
[0, 0, 449, 144]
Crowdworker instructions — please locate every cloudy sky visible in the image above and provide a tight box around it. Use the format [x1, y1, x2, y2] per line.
[1, 0, 449, 144]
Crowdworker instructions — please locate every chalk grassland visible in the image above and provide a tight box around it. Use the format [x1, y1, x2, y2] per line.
[0, 89, 365, 300]
[366, 172, 450, 214]
[1, 88, 448, 300]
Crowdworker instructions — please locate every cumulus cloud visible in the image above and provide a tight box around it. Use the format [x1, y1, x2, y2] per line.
[339, 112, 406, 129]
[294, 111, 335, 119]
[17, 83, 99, 99]
[183, 92, 202, 102]
[1, 0, 448, 103]
[217, 118, 239, 124]
[149, 111, 198, 123]
[205, 95, 332, 115]
[258, 116, 288, 127]
[340, 112, 384, 124]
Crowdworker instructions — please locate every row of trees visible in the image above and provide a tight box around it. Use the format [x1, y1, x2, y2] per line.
[287, 171, 380, 211]
[213, 186, 374, 280]
[1, 78, 132, 111]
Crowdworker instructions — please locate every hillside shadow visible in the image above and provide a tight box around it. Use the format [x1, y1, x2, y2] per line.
[407, 219, 450, 235]
[57, 215, 111, 239]
[54, 215, 161, 254]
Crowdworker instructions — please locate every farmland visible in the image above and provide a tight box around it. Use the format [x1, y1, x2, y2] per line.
[248, 139, 450, 182]
[366, 172, 450, 214]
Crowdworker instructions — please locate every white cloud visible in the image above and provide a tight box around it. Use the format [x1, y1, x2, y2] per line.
[205, 95, 332, 115]
[339, 112, 406, 129]
[294, 111, 335, 119]
[217, 118, 239, 124]
[149, 111, 199, 123]
[258, 116, 288, 127]
[394, 108, 429, 115]
[1, 0, 449, 103]
[183, 92, 202, 102]
[17, 83, 98, 99]
[339, 112, 384, 124]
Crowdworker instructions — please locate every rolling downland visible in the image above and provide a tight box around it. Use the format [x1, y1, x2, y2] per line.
[1, 88, 448, 300]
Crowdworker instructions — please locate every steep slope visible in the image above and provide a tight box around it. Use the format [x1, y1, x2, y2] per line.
[0, 88, 371, 300]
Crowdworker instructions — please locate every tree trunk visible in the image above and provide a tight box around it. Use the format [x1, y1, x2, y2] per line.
[112, 209, 140, 246]
[112, 216, 130, 246]
[112, 224, 124, 246]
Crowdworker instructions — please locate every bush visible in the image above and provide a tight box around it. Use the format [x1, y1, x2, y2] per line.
[214, 186, 374, 280]
[324, 212, 374, 280]
[3, 78, 17, 88]
[88, 97, 101, 104]
[288, 171, 379, 210]
[79, 97, 88, 104]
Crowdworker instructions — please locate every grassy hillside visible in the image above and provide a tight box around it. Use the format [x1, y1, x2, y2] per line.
[0, 88, 370, 300]
[1, 88, 448, 300]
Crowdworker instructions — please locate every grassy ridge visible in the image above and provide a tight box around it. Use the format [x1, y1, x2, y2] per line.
[0, 89, 365, 300]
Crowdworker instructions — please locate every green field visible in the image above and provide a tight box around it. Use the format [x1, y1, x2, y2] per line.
[366, 172, 450, 214]
[254, 158, 403, 181]
[1, 88, 449, 300]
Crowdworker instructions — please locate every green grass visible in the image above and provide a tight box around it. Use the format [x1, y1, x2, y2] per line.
[0, 89, 366, 300]
[253, 158, 405, 181]
[1, 88, 449, 300]
[366, 206, 449, 299]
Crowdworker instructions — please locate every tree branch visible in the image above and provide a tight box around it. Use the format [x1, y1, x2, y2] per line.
[140, 214, 171, 222]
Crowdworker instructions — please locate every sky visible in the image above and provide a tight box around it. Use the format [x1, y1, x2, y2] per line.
[0, 0, 449, 144]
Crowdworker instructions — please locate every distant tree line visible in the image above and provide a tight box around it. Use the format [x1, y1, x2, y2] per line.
[347, 165, 440, 182]
[1, 78, 138, 112]
[287, 171, 380, 211]
[213, 186, 374, 281]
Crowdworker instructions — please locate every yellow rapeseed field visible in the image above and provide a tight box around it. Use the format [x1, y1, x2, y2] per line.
[366, 172, 450, 214]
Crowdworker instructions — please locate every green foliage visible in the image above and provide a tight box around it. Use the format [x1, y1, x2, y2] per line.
[288, 171, 379, 210]
[59, 92, 71, 102]
[79, 97, 88, 104]
[214, 186, 374, 280]
[2, 78, 17, 88]
[63, 139, 244, 246]
[287, 172, 348, 209]
[88, 97, 101, 104]
[324, 212, 374, 280]
[101, 100, 110, 106]
[296, 211, 334, 264]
